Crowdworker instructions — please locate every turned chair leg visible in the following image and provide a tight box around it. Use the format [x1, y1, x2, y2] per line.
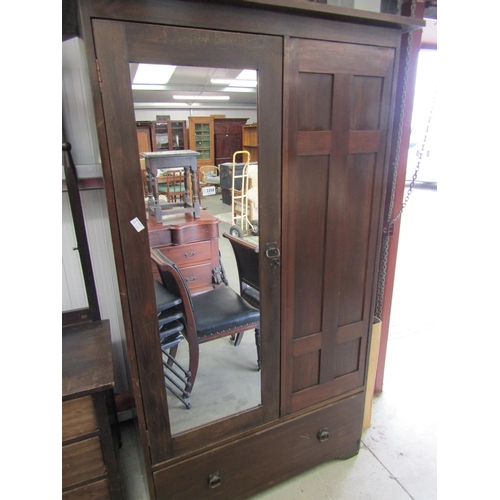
[232, 332, 244, 346]
[254, 327, 261, 371]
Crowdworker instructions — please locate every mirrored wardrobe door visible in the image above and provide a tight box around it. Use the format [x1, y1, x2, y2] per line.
[91, 19, 282, 464]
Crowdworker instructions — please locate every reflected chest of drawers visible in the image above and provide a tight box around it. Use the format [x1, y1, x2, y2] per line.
[148, 211, 221, 295]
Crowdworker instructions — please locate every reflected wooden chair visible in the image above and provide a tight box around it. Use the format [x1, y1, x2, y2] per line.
[223, 232, 260, 346]
[199, 165, 220, 190]
[158, 168, 186, 203]
[151, 248, 261, 400]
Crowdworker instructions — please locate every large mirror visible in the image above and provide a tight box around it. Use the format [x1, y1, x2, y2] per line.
[131, 63, 261, 434]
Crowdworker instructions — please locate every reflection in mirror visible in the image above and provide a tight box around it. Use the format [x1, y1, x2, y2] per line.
[131, 64, 260, 434]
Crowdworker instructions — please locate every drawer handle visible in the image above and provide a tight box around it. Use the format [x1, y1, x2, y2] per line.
[317, 428, 330, 442]
[208, 472, 222, 488]
[185, 275, 196, 282]
[184, 251, 196, 258]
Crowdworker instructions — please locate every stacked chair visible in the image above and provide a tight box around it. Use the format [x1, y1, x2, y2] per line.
[153, 279, 192, 409]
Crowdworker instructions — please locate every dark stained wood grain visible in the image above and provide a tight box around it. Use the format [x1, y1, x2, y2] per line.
[62, 479, 111, 500]
[62, 321, 114, 399]
[62, 396, 98, 442]
[62, 437, 106, 490]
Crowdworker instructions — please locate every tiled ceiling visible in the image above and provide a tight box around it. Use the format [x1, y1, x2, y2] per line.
[130, 64, 258, 109]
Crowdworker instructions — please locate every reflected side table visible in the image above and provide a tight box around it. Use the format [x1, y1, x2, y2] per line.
[141, 150, 201, 223]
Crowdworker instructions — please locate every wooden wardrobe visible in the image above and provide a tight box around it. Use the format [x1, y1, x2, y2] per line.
[75, 1, 423, 498]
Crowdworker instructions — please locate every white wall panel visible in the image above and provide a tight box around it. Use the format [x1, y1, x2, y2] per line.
[62, 36, 128, 394]
[62, 192, 88, 311]
[80, 189, 128, 393]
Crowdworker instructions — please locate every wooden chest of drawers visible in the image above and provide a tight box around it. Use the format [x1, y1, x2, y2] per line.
[62, 320, 122, 499]
[148, 211, 220, 295]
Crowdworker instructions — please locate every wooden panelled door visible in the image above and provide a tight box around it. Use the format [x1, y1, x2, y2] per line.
[282, 37, 396, 415]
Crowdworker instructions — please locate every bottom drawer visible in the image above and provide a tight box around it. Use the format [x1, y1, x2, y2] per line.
[154, 392, 364, 500]
[62, 479, 110, 500]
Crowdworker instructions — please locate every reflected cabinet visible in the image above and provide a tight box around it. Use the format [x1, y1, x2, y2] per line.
[188, 116, 215, 167]
[136, 120, 188, 155]
[78, 1, 422, 498]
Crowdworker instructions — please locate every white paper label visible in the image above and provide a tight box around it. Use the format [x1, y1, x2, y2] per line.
[130, 217, 145, 232]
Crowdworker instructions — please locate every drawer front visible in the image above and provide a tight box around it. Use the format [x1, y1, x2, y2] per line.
[154, 393, 364, 500]
[149, 228, 172, 247]
[171, 223, 219, 245]
[62, 479, 110, 500]
[159, 241, 212, 266]
[62, 437, 106, 490]
[62, 396, 98, 442]
[180, 262, 214, 293]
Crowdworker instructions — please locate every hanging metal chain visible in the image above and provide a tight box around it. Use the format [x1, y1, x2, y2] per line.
[388, 87, 435, 227]
[374, 0, 416, 319]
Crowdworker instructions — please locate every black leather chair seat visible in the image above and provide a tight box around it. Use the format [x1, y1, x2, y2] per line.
[192, 286, 260, 340]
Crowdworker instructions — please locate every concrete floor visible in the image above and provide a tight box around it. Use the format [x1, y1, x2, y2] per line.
[117, 183, 437, 499]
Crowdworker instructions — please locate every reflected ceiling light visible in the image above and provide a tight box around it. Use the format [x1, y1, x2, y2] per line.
[237, 69, 257, 80]
[172, 95, 230, 100]
[222, 87, 256, 93]
[132, 84, 169, 90]
[211, 69, 257, 88]
[133, 102, 200, 108]
[133, 64, 176, 84]
[211, 79, 257, 87]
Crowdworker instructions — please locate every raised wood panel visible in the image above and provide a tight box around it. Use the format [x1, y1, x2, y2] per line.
[350, 76, 383, 130]
[298, 38, 394, 76]
[290, 155, 329, 340]
[292, 350, 320, 392]
[338, 153, 376, 326]
[298, 72, 333, 131]
[334, 338, 361, 378]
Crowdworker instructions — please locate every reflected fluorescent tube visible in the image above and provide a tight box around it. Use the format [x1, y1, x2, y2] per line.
[211, 79, 257, 87]
[172, 95, 230, 100]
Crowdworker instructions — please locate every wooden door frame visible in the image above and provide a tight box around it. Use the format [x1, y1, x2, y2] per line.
[375, 0, 426, 392]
